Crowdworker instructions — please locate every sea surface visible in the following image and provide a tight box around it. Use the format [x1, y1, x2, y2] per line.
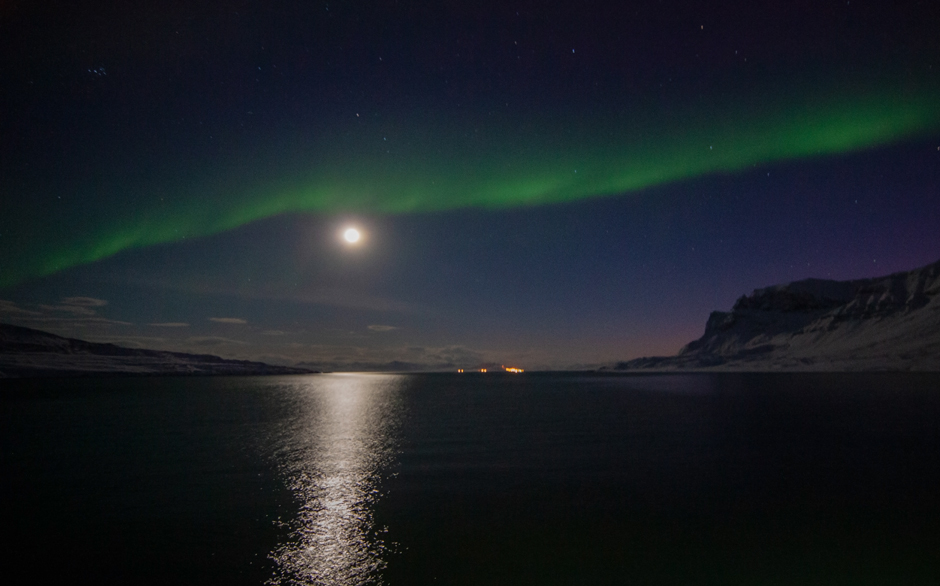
[2, 372, 939, 585]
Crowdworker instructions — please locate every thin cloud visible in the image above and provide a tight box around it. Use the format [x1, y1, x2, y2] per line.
[38, 304, 97, 316]
[149, 322, 190, 327]
[118, 275, 428, 314]
[186, 336, 248, 346]
[11, 316, 133, 326]
[61, 297, 108, 307]
[209, 317, 247, 324]
[81, 335, 169, 348]
[368, 325, 397, 332]
[0, 300, 42, 316]
[2, 297, 110, 320]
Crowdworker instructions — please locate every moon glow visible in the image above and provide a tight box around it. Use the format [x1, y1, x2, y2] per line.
[343, 228, 361, 244]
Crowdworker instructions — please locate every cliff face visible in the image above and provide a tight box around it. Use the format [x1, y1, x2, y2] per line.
[0, 323, 315, 377]
[618, 259, 940, 371]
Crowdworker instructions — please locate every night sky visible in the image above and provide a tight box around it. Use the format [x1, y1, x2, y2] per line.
[2, 1, 938, 370]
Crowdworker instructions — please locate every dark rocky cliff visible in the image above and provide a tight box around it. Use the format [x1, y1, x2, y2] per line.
[617, 258, 940, 371]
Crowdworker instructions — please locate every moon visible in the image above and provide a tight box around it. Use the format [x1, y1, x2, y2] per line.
[343, 227, 361, 244]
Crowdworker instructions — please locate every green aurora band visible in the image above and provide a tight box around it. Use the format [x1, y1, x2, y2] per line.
[3, 84, 939, 288]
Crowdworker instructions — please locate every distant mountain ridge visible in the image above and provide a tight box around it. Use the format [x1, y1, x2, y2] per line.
[0, 323, 314, 377]
[617, 258, 940, 371]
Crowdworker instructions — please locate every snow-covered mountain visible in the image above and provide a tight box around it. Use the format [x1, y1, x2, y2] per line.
[0, 323, 314, 377]
[617, 258, 940, 371]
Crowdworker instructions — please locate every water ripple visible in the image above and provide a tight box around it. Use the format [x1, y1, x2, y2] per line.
[267, 374, 404, 586]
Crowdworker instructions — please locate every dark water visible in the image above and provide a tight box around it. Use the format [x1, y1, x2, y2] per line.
[2, 373, 939, 585]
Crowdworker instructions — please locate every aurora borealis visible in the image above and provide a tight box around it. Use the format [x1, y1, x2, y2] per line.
[2, 0, 939, 369]
[3, 80, 938, 288]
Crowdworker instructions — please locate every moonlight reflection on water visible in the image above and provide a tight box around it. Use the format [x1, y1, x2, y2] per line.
[268, 374, 404, 586]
